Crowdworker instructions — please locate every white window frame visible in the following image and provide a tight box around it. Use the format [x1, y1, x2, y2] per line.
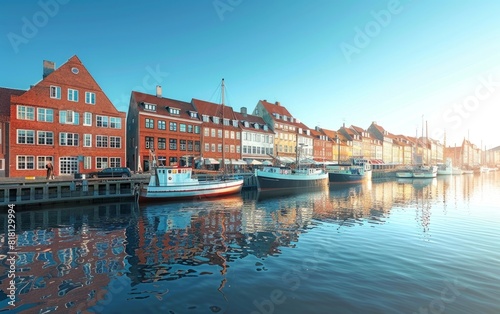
[68, 89, 79, 102]
[85, 91, 96, 104]
[50, 86, 61, 99]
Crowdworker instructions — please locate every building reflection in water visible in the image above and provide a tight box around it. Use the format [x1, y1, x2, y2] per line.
[0, 203, 136, 313]
[2, 173, 496, 312]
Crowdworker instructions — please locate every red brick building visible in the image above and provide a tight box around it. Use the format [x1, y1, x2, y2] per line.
[0, 87, 25, 177]
[126, 88, 202, 172]
[191, 98, 242, 169]
[8, 56, 126, 177]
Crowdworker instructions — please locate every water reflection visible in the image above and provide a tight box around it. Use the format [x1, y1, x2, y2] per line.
[1, 172, 499, 313]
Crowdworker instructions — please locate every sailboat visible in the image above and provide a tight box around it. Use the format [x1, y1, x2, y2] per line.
[140, 79, 244, 201]
[254, 136, 328, 191]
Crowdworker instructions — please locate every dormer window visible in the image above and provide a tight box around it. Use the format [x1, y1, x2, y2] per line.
[168, 107, 180, 115]
[306, 130, 310, 136]
[189, 111, 198, 118]
[283, 116, 288, 122]
[298, 128, 303, 134]
[143, 102, 156, 111]
[263, 125, 268, 131]
[244, 121, 249, 127]
[213, 117, 220, 124]
[232, 120, 238, 127]
[223, 118, 230, 126]
[254, 123, 260, 130]
[202, 115, 209, 122]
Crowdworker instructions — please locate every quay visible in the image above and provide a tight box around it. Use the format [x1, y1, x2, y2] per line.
[0, 170, 397, 209]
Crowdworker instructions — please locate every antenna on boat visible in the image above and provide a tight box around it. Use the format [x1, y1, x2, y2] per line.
[221, 78, 226, 175]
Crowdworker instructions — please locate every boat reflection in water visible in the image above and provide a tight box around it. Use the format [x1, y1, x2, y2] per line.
[2, 172, 499, 313]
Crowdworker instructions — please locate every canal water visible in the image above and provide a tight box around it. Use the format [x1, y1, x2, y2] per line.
[1, 173, 499, 313]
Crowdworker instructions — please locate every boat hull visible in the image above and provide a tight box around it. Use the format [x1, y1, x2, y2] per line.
[328, 171, 371, 183]
[140, 179, 243, 201]
[255, 170, 328, 191]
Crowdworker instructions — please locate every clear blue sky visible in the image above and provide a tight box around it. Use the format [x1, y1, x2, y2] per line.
[2, 0, 500, 148]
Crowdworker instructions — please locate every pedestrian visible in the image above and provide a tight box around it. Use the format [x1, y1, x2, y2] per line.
[46, 162, 54, 180]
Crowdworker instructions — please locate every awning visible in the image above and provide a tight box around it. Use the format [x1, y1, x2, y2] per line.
[232, 159, 247, 165]
[204, 158, 220, 165]
[247, 159, 262, 165]
[262, 160, 273, 166]
[277, 156, 295, 163]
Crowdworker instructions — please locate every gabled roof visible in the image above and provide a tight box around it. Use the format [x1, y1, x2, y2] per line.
[192, 98, 237, 121]
[234, 112, 274, 134]
[258, 100, 293, 118]
[133, 91, 196, 120]
[350, 125, 365, 134]
[0, 87, 25, 117]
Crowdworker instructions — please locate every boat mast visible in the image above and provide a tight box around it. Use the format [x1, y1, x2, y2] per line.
[221, 78, 225, 174]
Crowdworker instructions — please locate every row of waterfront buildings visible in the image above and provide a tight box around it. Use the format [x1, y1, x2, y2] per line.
[1, 55, 499, 178]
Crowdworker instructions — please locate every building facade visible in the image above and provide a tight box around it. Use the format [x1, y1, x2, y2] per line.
[9, 56, 125, 177]
[234, 107, 274, 163]
[0, 87, 25, 177]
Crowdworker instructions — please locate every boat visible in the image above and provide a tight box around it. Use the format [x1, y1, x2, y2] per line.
[326, 158, 372, 183]
[254, 166, 328, 191]
[412, 165, 438, 178]
[396, 166, 414, 178]
[462, 169, 474, 174]
[437, 158, 453, 175]
[140, 166, 243, 201]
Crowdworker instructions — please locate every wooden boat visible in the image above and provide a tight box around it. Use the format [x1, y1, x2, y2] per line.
[255, 166, 328, 191]
[140, 166, 243, 201]
[326, 159, 372, 183]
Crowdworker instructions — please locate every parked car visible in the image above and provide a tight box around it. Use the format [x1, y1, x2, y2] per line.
[90, 167, 132, 178]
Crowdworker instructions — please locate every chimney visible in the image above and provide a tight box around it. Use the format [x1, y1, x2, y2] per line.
[241, 107, 247, 116]
[156, 85, 162, 98]
[275, 101, 280, 106]
[43, 60, 55, 78]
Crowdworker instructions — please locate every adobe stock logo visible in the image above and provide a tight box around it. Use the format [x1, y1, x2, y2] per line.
[7, 0, 71, 54]
[213, 0, 243, 21]
[340, 0, 403, 63]
[431, 74, 500, 142]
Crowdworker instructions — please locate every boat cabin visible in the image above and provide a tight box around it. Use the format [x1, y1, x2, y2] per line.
[150, 166, 198, 186]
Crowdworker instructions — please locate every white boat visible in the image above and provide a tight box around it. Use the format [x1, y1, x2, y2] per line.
[255, 167, 328, 191]
[140, 166, 243, 201]
[437, 158, 453, 175]
[462, 169, 474, 174]
[452, 167, 464, 175]
[412, 165, 438, 178]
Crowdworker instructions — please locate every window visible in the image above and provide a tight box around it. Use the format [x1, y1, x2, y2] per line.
[213, 117, 219, 124]
[169, 139, 177, 150]
[59, 110, 79, 125]
[96, 135, 108, 148]
[211, 144, 216, 152]
[230, 145, 235, 153]
[180, 140, 186, 151]
[158, 120, 166, 130]
[224, 130, 229, 138]
[85, 92, 96, 104]
[211, 129, 216, 137]
[110, 157, 121, 167]
[204, 128, 209, 137]
[50, 86, 61, 99]
[37, 156, 53, 170]
[84, 134, 92, 147]
[17, 106, 35, 120]
[202, 115, 209, 122]
[84, 156, 91, 169]
[59, 133, 79, 146]
[37, 108, 54, 122]
[97, 115, 109, 128]
[195, 126, 201, 134]
[37, 131, 53, 145]
[233, 120, 238, 127]
[190, 111, 198, 118]
[218, 130, 223, 138]
[17, 130, 35, 144]
[169, 107, 180, 115]
[236, 132, 240, 140]
[205, 143, 210, 152]
[195, 141, 200, 152]
[110, 117, 121, 129]
[145, 136, 154, 149]
[68, 89, 79, 102]
[169, 122, 177, 131]
[59, 156, 78, 174]
[180, 124, 186, 132]
[187, 125, 193, 133]
[223, 118, 230, 126]
[110, 136, 121, 148]
[17, 156, 35, 170]
[144, 103, 156, 111]
[231, 131, 235, 139]
[218, 144, 222, 152]
[96, 157, 108, 169]
[188, 140, 193, 151]
[84, 112, 92, 126]
[158, 138, 166, 149]
[237, 145, 240, 153]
